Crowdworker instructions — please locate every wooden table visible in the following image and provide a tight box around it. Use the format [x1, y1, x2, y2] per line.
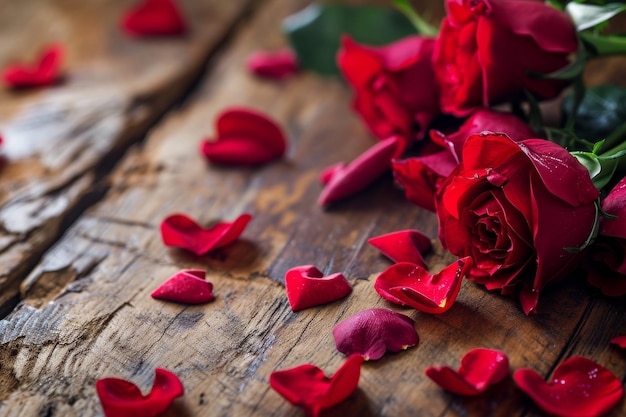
[0, 0, 625, 416]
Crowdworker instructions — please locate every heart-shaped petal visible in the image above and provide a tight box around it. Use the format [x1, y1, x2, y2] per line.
[611, 335, 626, 348]
[425, 348, 509, 396]
[121, 0, 186, 37]
[318, 135, 404, 206]
[332, 308, 418, 360]
[200, 107, 287, 166]
[160, 213, 251, 255]
[2, 44, 64, 89]
[513, 356, 623, 417]
[96, 368, 184, 417]
[285, 265, 352, 311]
[269, 354, 363, 417]
[246, 48, 299, 80]
[368, 229, 431, 267]
[374, 257, 472, 314]
[151, 269, 214, 304]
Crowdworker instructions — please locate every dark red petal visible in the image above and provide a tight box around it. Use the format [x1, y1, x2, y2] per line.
[269, 354, 363, 417]
[2, 44, 64, 88]
[96, 368, 184, 417]
[151, 269, 214, 304]
[285, 265, 352, 311]
[425, 348, 509, 396]
[368, 229, 431, 266]
[611, 336, 626, 348]
[200, 107, 287, 165]
[160, 213, 251, 255]
[514, 356, 623, 417]
[246, 48, 299, 80]
[319, 163, 345, 185]
[121, 0, 186, 37]
[374, 257, 472, 314]
[332, 308, 418, 360]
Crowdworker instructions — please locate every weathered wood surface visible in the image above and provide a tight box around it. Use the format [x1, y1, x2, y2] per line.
[0, 0, 625, 416]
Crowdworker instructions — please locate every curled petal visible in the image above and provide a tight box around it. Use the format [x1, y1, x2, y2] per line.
[246, 48, 298, 80]
[285, 265, 352, 311]
[269, 354, 363, 417]
[3, 44, 64, 88]
[200, 107, 287, 165]
[96, 368, 184, 417]
[514, 356, 623, 417]
[332, 308, 418, 360]
[160, 213, 251, 255]
[611, 336, 626, 348]
[374, 257, 472, 314]
[425, 348, 509, 396]
[121, 0, 186, 37]
[151, 269, 214, 304]
[368, 229, 431, 267]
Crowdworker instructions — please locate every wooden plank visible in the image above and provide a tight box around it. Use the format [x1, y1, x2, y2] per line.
[0, 0, 257, 316]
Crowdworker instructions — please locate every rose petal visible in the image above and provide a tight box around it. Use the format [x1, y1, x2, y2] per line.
[121, 0, 186, 37]
[2, 44, 64, 89]
[318, 135, 403, 206]
[151, 269, 214, 304]
[160, 213, 251, 255]
[96, 368, 184, 417]
[332, 308, 419, 360]
[200, 107, 287, 165]
[284, 265, 352, 311]
[269, 354, 363, 417]
[514, 356, 623, 417]
[246, 48, 299, 80]
[368, 229, 431, 267]
[611, 336, 626, 348]
[374, 257, 472, 314]
[425, 348, 509, 396]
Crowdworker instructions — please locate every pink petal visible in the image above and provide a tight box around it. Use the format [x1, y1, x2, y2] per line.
[160, 213, 251, 255]
[368, 229, 431, 267]
[151, 269, 214, 304]
[285, 265, 352, 311]
[121, 0, 186, 37]
[611, 336, 626, 348]
[374, 257, 472, 314]
[269, 354, 363, 417]
[96, 368, 184, 417]
[332, 308, 418, 360]
[3, 44, 64, 88]
[200, 107, 287, 165]
[425, 348, 509, 396]
[514, 356, 623, 417]
[246, 48, 299, 80]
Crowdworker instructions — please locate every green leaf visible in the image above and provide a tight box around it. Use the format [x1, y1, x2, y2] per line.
[566, 2, 626, 31]
[283, 3, 418, 76]
[581, 32, 626, 57]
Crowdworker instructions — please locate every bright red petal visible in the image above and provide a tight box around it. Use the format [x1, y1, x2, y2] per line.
[332, 308, 418, 360]
[610, 336, 626, 348]
[151, 269, 214, 304]
[246, 48, 299, 80]
[121, 0, 186, 37]
[96, 368, 184, 417]
[513, 356, 623, 417]
[425, 348, 509, 396]
[285, 265, 352, 311]
[269, 354, 363, 417]
[160, 213, 251, 255]
[2, 44, 64, 88]
[368, 229, 431, 266]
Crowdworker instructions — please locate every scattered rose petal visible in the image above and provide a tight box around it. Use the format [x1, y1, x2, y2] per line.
[513, 356, 623, 417]
[2, 44, 64, 89]
[96, 368, 184, 417]
[285, 265, 352, 311]
[318, 135, 404, 206]
[319, 162, 345, 185]
[332, 308, 418, 360]
[121, 0, 186, 37]
[151, 269, 214, 304]
[160, 213, 251, 255]
[246, 48, 299, 80]
[374, 257, 472, 314]
[368, 229, 431, 267]
[200, 107, 287, 165]
[269, 354, 363, 417]
[425, 348, 509, 396]
[611, 336, 626, 348]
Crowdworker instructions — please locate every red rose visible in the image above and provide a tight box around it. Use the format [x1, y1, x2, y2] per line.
[432, 0, 578, 116]
[435, 133, 599, 314]
[338, 35, 439, 142]
[585, 177, 626, 296]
